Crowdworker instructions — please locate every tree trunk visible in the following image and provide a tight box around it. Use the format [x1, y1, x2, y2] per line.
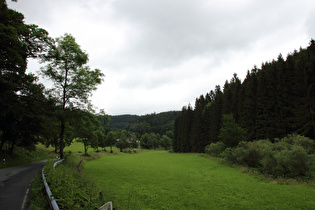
[60, 119, 65, 159]
[0, 138, 4, 152]
[9, 138, 15, 154]
[84, 140, 88, 155]
[54, 138, 58, 153]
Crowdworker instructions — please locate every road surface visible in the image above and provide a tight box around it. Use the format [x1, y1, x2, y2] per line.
[0, 161, 46, 210]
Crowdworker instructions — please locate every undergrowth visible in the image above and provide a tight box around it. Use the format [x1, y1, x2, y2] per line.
[28, 171, 50, 210]
[0, 144, 56, 169]
[42, 155, 107, 209]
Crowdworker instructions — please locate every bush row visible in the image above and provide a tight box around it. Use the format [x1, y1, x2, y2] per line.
[205, 134, 315, 178]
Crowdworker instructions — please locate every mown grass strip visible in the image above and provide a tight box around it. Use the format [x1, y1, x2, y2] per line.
[84, 150, 315, 209]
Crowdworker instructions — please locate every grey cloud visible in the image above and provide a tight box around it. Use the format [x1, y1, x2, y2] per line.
[109, 0, 310, 69]
[7, 0, 315, 115]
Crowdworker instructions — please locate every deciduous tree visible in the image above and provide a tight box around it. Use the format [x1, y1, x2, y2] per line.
[41, 33, 104, 158]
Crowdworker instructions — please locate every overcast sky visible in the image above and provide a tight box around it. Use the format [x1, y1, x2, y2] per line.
[7, 0, 315, 115]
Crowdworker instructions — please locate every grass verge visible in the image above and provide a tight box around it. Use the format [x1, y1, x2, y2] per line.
[41, 156, 106, 209]
[28, 170, 50, 210]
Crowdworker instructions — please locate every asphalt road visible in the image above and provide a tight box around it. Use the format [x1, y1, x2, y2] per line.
[0, 161, 46, 210]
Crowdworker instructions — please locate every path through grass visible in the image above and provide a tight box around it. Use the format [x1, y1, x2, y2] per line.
[85, 150, 315, 209]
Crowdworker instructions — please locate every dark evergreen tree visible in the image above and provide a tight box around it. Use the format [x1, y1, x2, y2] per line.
[293, 41, 315, 139]
[173, 105, 194, 152]
[207, 86, 223, 144]
[191, 95, 206, 152]
[239, 67, 258, 140]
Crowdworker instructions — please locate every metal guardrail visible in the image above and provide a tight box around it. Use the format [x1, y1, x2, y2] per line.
[53, 159, 64, 171]
[42, 159, 63, 210]
[42, 158, 113, 210]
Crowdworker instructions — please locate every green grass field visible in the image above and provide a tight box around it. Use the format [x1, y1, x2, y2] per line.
[84, 150, 315, 209]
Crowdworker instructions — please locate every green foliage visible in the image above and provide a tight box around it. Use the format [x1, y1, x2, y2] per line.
[160, 134, 172, 150]
[0, 144, 56, 169]
[28, 171, 50, 209]
[140, 133, 158, 149]
[139, 132, 172, 150]
[279, 133, 315, 154]
[205, 141, 226, 156]
[0, 1, 51, 153]
[105, 131, 116, 153]
[219, 135, 315, 178]
[219, 114, 247, 147]
[44, 156, 105, 209]
[73, 110, 100, 155]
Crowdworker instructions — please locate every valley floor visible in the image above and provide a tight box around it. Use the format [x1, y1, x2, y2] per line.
[84, 150, 315, 209]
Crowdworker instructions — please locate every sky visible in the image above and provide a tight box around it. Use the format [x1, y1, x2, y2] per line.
[7, 0, 315, 115]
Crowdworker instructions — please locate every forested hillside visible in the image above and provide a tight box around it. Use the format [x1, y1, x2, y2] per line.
[108, 115, 140, 129]
[174, 40, 315, 153]
[109, 111, 181, 136]
[126, 111, 181, 136]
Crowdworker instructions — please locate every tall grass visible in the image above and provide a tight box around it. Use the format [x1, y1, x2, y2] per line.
[0, 144, 56, 169]
[85, 150, 315, 209]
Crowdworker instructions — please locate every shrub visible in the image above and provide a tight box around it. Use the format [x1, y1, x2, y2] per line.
[286, 146, 310, 177]
[205, 142, 226, 156]
[220, 148, 236, 163]
[261, 151, 277, 175]
[220, 134, 314, 179]
[232, 146, 249, 166]
[284, 134, 315, 154]
[230, 140, 273, 168]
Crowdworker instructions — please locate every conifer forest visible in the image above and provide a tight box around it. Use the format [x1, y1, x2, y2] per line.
[174, 41, 315, 153]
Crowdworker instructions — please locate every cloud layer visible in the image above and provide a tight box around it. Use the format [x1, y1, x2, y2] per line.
[7, 0, 315, 115]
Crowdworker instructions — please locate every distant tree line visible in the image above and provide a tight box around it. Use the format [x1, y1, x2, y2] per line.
[174, 40, 315, 153]
[104, 111, 179, 151]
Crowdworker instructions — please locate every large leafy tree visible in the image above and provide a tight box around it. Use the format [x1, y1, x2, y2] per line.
[105, 131, 117, 153]
[41, 33, 104, 158]
[0, 0, 51, 152]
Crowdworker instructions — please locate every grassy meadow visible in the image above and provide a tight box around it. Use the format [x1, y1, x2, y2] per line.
[84, 150, 315, 209]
